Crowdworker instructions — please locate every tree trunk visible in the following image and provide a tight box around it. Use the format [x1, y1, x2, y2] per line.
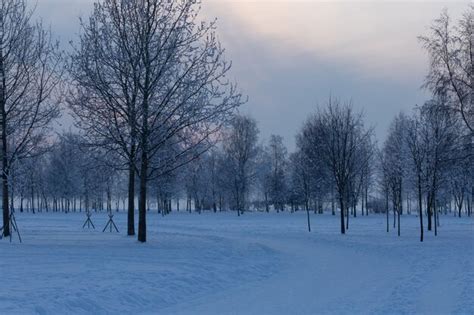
[393, 202, 396, 229]
[365, 186, 369, 216]
[345, 206, 349, 230]
[306, 206, 311, 232]
[386, 190, 389, 233]
[137, 72, 150, 242]
[469, 187, 473, 217]
[339, 197, 345, 234]
[0, 42, 10, 237]
[138, 157, 147, 243]
[397, 209, 400, 237]
[265, 192, 269, 212]
[458, 192, 463, 217]
[407, 192, 410, 215]
[2, 166, 9, 237]
[127, 155, 136, 236]
[427, 193, 432, 231]
[331, 193, 335, 216]
[418, 175, 423, 242]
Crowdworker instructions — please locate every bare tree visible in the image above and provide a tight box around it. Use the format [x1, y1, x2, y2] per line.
[68, 0, 144, 236]
[380, 113, 410, 236]
[222, 114, 259, 216]
[299, 98, 372, 234]
[420, 100, 459, 236]
[449, 155, 470, 217]
[266, 135, 288, 212]
[419, 5, 473, 132]
[296, 125, 333, 225]
[69, 0, 242, 242]
[406, 115, 427, 242]
[132, 0, 242, 242]
[0, 0, 62, 237]
[289, 150, 313, 231]
[256, 146, 272, 212]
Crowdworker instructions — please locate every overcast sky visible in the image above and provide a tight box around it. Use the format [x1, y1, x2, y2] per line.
[36, 0, 469, 150]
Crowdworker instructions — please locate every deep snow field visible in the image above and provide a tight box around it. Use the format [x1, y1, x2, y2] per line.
[0, 211, 472, 315]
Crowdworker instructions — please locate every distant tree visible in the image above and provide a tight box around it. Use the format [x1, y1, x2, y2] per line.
[256, 146, 272, 212]
[296, 125, 333, 220]
[359, 143, 374, 217]
[406, 115, 427, 242]
[215, 147, 232, 211]
[205, 148, 221, 213]
[181, 146, 218, 212]
[289, 151, 313, 231]
[299, 98, 372, 234]
[446, 123, 473, 217]
[419, 100, 459, 236]
[150, 170, 176, 215]
[377, 149, 391, 233]
[222, 114, 260, 216]
[183, 154, 207, 213]
[266, 135, 288, 212]
[380, 113, 410, 236]
[46, 132, 83, 213]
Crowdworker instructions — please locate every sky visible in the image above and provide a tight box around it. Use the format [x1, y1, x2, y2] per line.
[35, 0, 470, 151]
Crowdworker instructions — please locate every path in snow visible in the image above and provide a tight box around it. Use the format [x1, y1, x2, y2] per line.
[0, 211, 472, 314]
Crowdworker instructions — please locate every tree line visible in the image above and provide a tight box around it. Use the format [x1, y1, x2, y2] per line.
[0, 1, 472, 243]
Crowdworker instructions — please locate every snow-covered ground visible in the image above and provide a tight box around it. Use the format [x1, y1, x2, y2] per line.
[0, 211, 472, 315]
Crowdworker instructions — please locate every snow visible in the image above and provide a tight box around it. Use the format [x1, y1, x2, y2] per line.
[1, 211, 473, 314]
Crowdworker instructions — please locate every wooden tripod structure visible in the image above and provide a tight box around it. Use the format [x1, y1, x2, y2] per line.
[0, 209, 22, 243]
[82, 211, 95, 229]
[102, 213, 119, 233]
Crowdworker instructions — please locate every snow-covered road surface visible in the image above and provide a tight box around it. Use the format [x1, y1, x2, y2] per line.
[1, 211, 472, 314]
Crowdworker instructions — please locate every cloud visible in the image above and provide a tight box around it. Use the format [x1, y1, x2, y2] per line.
[34, 0, 470, 150]
[203, 1, 468, 81]
[200, 0, 468, 148]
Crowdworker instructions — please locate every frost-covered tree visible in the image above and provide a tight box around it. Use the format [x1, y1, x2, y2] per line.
[406, 115, 428, 242]
[69, 0, 242, 242]
[420, 100, 460, 236]
[221, 114, 259, 215]
[380, 113, 410, 236]
[256, 146, 272, 212]
[299, 98, 372, 234]
[288, 150, 313, 231]
[344, 133, 374, 229]
[266, 135, 288, 212]
[183, 154, 207, 213]
[0, 0, 62, 237]
[296, 125, 333, 218]
[41, 133, 113, 213]
[405, 98, 463, 241]
[446, 128, 473, 217]
[150, 170, 176, 215]
[419, 5, 473, 132]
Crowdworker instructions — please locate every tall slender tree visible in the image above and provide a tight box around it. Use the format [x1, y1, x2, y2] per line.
[299, 98, 372, 234]
[70, 0, 242, 242]
[0, 0, 62, 237]
[381, 113, 410, 236]
[222, 114, 259, 216]
[406, 115, 427, 242]
[419, 5, 473, 132]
